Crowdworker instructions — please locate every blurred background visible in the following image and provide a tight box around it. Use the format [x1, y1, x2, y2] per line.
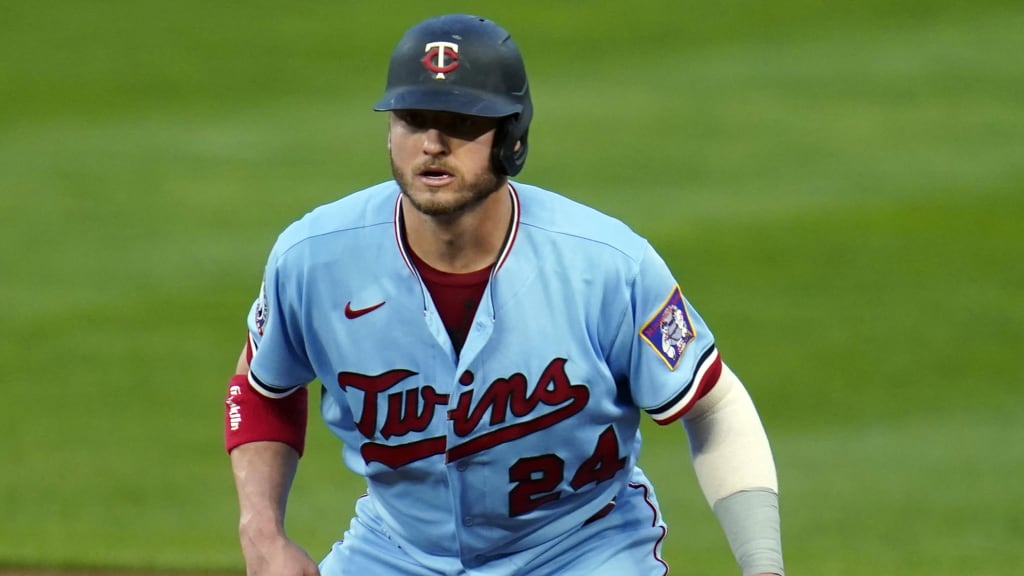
[1, 0, 1021, 574]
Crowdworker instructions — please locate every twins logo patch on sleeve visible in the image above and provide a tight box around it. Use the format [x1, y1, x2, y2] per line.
[640, 285, 695, 370]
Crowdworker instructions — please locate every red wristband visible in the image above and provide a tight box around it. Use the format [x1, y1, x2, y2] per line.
[224, 374, 308, 456]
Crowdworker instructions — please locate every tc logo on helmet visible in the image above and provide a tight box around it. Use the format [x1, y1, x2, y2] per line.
[422, 41, 459, 79]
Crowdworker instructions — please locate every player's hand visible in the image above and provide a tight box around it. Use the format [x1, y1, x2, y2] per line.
[240, 532, 320, 576]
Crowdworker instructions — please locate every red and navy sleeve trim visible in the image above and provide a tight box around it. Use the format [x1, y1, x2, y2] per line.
[245, 333, 304, 399]
[248, 371, 302, 399]
[646, 345, 722, 425]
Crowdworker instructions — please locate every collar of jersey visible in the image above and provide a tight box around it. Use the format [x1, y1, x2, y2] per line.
[393, 182, 520, 279]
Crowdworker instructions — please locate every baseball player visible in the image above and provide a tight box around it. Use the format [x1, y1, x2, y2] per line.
[225, 14, 784, 576]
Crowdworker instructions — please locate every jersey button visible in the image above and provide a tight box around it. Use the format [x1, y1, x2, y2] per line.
[456, 461, 468, 472]
[463, 516, 474, 526]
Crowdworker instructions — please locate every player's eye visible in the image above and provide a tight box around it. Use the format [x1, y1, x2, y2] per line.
[397, 111, 427, 129]
[445, 115, 496, 139]
[395, 110, 495, 139]
[453, 116, 477, 130]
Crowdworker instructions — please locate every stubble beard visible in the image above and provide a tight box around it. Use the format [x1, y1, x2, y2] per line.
[391, 154, 504, 218]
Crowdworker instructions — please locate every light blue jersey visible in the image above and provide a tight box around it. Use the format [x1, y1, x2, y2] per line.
[246, 182, 722, 573]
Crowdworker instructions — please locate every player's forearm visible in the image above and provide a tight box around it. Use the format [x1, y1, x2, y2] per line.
[683, 364, 783, 575]
[682, 363, 778, 504]
[713, 489, 783, 576]
[230, 440, 300, 541]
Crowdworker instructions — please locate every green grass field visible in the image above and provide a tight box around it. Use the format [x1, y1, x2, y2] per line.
[2, 0, 1022, 574]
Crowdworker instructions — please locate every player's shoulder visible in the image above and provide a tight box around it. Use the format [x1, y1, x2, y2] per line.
[513, 182, 649, 261]
[269, 181, 398, 261]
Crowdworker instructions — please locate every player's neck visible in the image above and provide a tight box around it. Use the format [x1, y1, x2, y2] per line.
[402, 185, 512, 274]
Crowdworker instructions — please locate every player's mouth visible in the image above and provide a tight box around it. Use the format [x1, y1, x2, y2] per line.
[417, 165, 456, 186]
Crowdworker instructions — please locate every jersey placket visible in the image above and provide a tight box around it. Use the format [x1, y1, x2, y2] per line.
[443, 277, 498, 564]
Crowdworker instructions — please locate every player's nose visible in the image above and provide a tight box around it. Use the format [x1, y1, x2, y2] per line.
[421, 128, 449, 156]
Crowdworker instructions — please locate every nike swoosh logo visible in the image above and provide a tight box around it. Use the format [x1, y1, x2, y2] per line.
[345, 301, 385, 319]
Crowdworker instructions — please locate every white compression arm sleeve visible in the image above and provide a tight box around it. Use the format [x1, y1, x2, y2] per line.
[682, 362, 778, 504]
[683, 363, 783, 575]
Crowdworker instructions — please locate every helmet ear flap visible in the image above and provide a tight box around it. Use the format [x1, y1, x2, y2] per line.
[493, 116, 529, 177]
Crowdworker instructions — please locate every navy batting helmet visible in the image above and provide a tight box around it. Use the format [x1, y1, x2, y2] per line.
[374, 14, 533, 177]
